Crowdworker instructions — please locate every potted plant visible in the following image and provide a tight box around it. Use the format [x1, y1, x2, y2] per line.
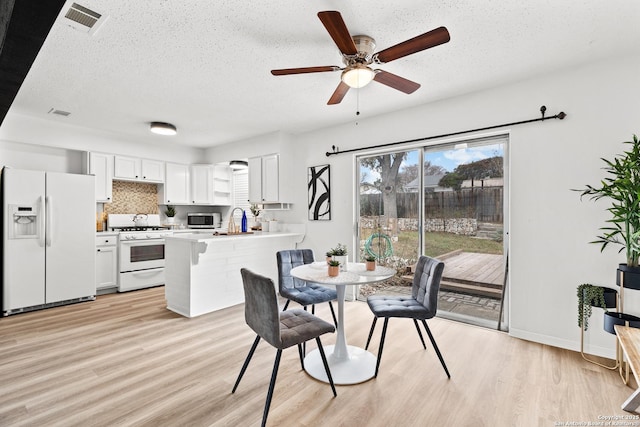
[250, 203, 261, 229]
[576, 134, 640, 332]
[577, 284, 617, 331]
[365, 255, 376, 271]
[328, 260, 340, 277]
[165, 205, 176, 224]
[325, 250, 334, 264]
[331, 243, 348, 272]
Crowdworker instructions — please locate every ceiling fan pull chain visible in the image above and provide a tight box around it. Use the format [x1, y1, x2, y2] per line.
[355, 88, 361, 124]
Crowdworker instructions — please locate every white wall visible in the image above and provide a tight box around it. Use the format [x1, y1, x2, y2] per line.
[211, 52, 640, 358]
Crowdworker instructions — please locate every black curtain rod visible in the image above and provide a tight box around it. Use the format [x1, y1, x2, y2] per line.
[325, 105, 566, 157]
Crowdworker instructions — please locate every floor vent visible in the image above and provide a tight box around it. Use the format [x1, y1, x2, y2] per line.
[48, 108, 71, 117]
[63, 3, 107, 35]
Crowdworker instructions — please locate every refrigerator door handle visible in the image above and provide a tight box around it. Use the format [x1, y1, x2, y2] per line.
[45, 195, 52, 247]
[39, 195, 46, 247]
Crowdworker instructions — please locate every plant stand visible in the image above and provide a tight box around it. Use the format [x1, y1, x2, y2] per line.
[580, 286, 619, 369]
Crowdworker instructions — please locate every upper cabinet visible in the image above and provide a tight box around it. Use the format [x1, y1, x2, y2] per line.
[189, 164, 232, 205]
[87, 152, 113, 203]
[113, 156, 164, 183]
[249, 154, 280, 203]
[161, 162, 190, 204]
[190, 164, 214, 205]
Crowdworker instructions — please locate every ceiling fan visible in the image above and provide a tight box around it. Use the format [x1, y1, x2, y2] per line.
[271, 11, 450, 105]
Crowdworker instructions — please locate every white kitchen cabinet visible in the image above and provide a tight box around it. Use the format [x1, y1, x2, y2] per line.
[96, 235, 117, 292]
[213, 164, 232, 205]
[190, 164, 214, 204]
[162, 162, 190, 204]
[87, 152, 113, 203]
[141, 159, 165, 182]
[248, 154, 280, 203]
[114, 156, 164, 183]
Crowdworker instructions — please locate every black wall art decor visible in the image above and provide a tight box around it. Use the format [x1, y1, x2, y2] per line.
[308, 164, 331, 220]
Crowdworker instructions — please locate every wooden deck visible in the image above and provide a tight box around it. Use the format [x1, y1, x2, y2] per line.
[439, 250, 505, 298]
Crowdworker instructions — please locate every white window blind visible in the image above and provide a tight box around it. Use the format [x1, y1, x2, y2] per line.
[232, 170, 250, 222]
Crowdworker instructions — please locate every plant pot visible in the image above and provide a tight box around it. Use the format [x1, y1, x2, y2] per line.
[333, 255, 348, 272]
[603, 311, 640, 334]
[617, 264, 640, 290]
[166, 217, 175, 224]
[328, 266, 339, 277]
[582, 286, 618, 309]
[366, 261, 376, 271]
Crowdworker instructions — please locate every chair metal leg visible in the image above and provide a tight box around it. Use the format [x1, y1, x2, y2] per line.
[374, 318, 389, 377]
[282, 300, 290, 311]
[413, 319, 426, 349]
[316, 337, 337, 397]
[421, 319, 451, 379]
[232, 335, 261, 393]
[262, 349, 282, 427]
[328, 301, 338, 328]
[298, 344, 305, 371]
[365, 317, 377, 350]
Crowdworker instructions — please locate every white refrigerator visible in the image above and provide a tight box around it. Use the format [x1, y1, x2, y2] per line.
[2, 168, 96, 315]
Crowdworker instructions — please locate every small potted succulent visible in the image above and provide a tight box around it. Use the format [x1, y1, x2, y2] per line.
[331, 243, 348, 272]
[365, 255, 376, 271]
[165, 205, 176, 224]
[328, 260, 340, 277]
[325, 250, 334, 264]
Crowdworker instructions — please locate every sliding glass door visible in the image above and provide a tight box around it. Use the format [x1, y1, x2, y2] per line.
[357, 135, 508, 329]
[423, 137, 507, 328]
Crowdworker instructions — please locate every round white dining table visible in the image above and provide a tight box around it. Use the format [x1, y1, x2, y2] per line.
[290, 262, 395, 385]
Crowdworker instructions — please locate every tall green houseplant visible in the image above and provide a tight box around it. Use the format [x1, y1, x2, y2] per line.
[577, 135, 640, 268]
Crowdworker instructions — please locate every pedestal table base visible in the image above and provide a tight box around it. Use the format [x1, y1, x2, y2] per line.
[304, 345, 377, 385]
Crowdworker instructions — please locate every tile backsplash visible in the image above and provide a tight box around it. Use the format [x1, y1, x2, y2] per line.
[104, 181, 159, 214]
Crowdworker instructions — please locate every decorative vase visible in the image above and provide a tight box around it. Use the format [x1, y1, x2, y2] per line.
[366, 261, 376, 271]
[617, 264, 640, 290]
[328, 266, 339, 277]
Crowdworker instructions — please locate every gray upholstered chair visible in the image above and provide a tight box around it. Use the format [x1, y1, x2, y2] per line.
[365, 255, 450, 379]
[276, 249, 338, 327]
[232, 268, 337, 427]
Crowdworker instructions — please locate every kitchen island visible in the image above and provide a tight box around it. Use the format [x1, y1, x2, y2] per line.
[164, 226, 304, 317]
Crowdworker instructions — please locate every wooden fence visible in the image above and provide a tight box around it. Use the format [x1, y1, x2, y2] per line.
[360, 188, 503, 223]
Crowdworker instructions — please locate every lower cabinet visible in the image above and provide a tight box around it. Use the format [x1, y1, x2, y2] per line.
[96, 235, 118, 293]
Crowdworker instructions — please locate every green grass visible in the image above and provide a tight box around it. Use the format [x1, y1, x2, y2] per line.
[423, 231, 503, 257]
[361, 228, 503, 267]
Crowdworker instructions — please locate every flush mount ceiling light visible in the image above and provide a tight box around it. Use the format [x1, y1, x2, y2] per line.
[229, 160, 248, 170]
[341, 64, 375, 89]
[150, 122, 177, 136]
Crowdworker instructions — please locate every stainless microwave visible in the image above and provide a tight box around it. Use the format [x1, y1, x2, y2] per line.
[187, 212, 220, 228]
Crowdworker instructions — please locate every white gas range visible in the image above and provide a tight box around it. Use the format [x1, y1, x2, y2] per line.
[107, 214, 172, 292]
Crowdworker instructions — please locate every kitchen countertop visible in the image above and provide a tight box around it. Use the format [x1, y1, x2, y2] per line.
[96, 230, 119, 236]
[165, 231, 302, 242]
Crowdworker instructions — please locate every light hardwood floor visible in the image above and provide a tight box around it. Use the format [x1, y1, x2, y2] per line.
[0, 286, 636, 426]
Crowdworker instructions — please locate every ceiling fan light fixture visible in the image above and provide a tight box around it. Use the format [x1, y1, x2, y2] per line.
[150, 121, 177, 136]
[341, 66, 374, 88]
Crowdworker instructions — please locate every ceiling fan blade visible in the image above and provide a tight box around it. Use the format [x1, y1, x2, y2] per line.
[375, 27, 450, 64]
[318, 11, 357, 56]
[373, 70, 421, 94]
[271, 66, 339, 76]
[328, 81, 350, 105]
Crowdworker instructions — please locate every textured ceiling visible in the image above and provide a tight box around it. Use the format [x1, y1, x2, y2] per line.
[6, 0, 640, 148]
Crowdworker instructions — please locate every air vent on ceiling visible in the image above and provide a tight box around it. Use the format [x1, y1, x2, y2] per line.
[48, 108, 71, 117]
[63, 3, 107, 35]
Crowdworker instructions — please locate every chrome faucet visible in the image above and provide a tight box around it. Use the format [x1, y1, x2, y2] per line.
[228, 207, 244, 234]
